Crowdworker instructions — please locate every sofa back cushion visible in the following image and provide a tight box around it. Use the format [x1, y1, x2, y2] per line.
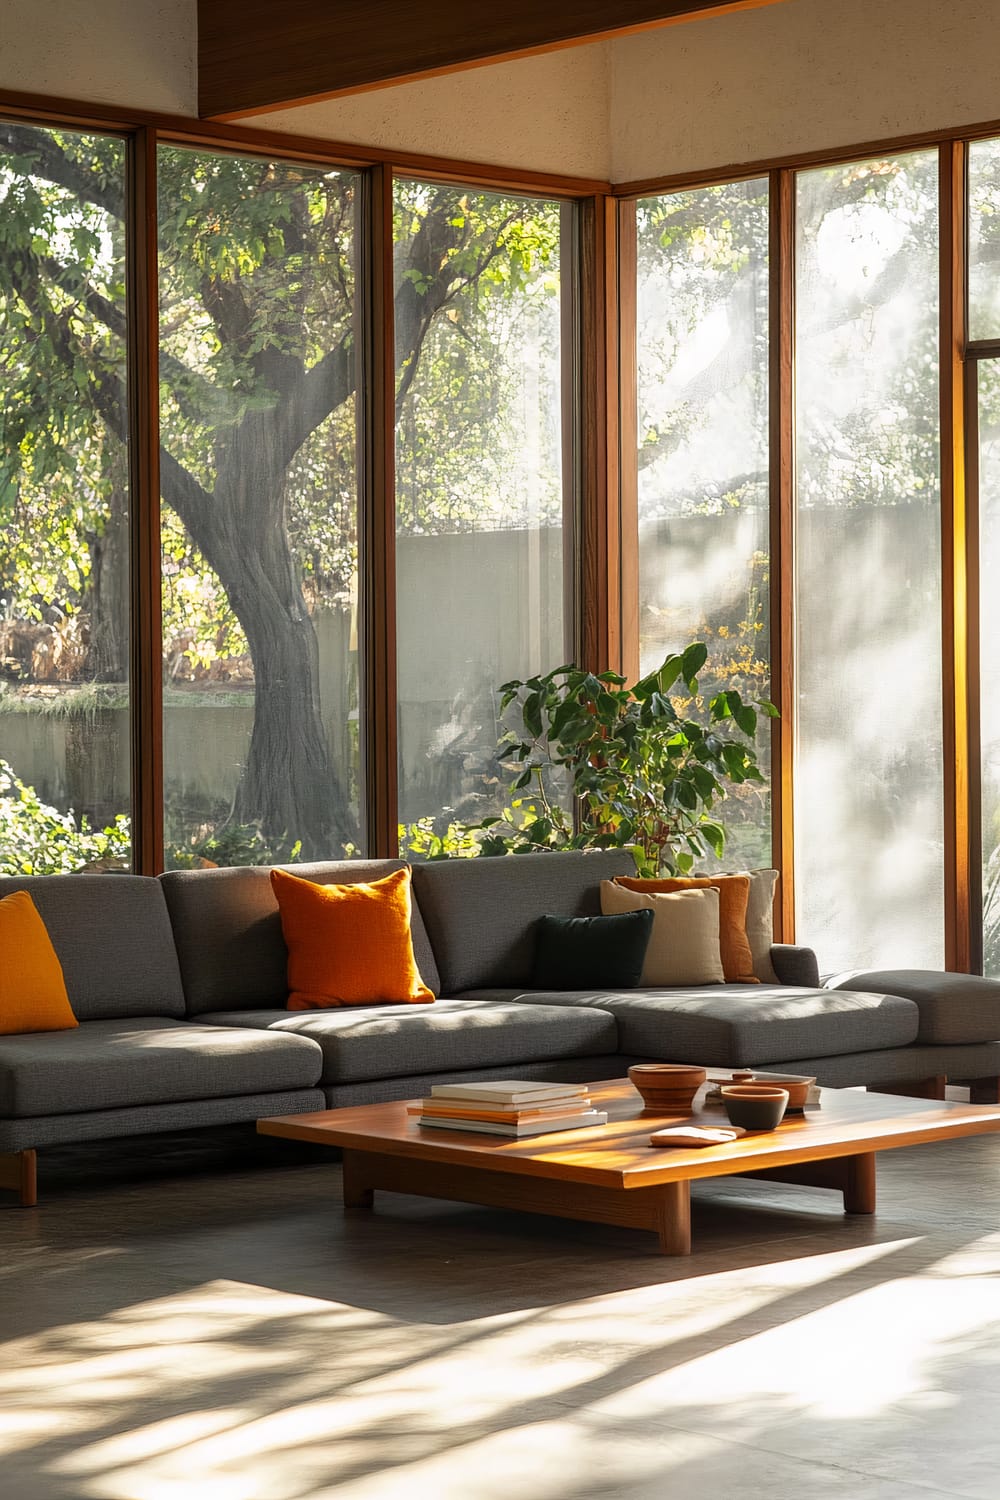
[161, 860, 441, 1015]
[0, 875, 186, 1021]
[411, 849, 635, 994]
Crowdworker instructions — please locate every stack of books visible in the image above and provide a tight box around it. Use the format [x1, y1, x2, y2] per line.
[408, 1080, 608, 1137]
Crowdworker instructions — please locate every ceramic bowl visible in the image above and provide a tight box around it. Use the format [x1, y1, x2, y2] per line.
[628, 1064, 707, 1114]
[724, 1074, 815, 1110]
[720, 1084, 789, 1131]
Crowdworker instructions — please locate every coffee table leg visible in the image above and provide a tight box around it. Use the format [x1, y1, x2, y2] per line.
[342, 1150, 374, 1209]
[843, 1152, 876, 1214]
[654, 1181, 691, 1255]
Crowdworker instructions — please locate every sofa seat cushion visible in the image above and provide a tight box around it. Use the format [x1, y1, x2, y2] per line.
[197, 1000, 618, 1084]
[825, 968, 1000, 1045]
[0, 1018, 323, 1119]
[461, 985, 919, 1068]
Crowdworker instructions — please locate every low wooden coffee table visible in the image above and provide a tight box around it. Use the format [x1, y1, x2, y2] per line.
[258, 1078, 1000, 1255]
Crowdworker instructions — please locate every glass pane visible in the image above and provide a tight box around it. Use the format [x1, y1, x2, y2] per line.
[158, 148, 361, 867]
[795, 152, 943, 969]
[0, 124, 131, 874]
[394, 181, 568, 852]
[978, 362, 1000, 973]
[635, 179, 771, 870]
[969, 139, 1000, 341]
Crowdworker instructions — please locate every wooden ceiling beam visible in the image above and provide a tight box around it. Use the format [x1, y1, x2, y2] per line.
[198, 0, 788, 121]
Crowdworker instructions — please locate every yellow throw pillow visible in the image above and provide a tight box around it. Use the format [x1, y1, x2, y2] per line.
[614, 873, 757, 983]
[600, 880, 725, 986]
[271, 865, 434, 1009]
[0, 891, 78, 1034]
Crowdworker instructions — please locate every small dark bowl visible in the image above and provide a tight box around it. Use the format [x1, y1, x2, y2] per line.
[721, 1085, 789, 1132]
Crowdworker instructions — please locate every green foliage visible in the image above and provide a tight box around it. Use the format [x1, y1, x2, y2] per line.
[462, 643, 776, 876]
[399, 817, 480, 861]
[393, 181, 564, 540]
[0, 759, 129, 875]
[166, 820, 302, 870]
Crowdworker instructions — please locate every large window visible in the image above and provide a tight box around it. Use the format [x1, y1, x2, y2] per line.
[9, 100, 1000, 982]
[157, 147, 362, 867]
[794, 152, 943, 968]
[393, 181, 570, 851]
[635, 179, 771, 870]
[0, 123, 131, 873]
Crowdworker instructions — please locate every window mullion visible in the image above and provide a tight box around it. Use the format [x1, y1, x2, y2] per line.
[126, 125, 164, 875]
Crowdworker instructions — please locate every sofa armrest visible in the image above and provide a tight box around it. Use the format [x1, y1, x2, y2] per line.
[770, 944, 820, 988]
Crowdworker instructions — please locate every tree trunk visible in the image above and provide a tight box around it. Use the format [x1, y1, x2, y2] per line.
[227, 545, 356, 860]
[85, 467, 129, 684]
[199, 425, 358, 862]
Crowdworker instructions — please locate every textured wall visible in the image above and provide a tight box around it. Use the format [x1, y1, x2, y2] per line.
[243, 46, 612, 181]
[611, 0, 1000, 182]
[0, 0, 196, 115]
[2, 0, 999, 186]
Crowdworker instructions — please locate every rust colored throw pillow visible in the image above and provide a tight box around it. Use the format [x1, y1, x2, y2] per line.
[614, 873, 757, 984]
[270, 865, 434, 1009]
[0, 890, 78, 1034]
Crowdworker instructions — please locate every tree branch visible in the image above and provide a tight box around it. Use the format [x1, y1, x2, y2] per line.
[0, 123, 123, 218]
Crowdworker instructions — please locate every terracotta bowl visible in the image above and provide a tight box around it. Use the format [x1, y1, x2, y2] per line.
[628, 1064, 707, 1114]
[722, 1074, 815, 1110]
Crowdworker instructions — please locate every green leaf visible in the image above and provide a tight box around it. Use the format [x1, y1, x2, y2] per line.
[681, 640, 708, 681]
[735, 704, 757, 737]
[521, 691, 543, 740]
[700, 820, 726, 857]
[655, 654, 684, 694]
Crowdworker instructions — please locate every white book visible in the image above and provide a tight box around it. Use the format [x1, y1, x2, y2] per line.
[417, 1110, 608, 1137]
[429, 1080, 590, 1105]
[418, 1096, 592, 1115]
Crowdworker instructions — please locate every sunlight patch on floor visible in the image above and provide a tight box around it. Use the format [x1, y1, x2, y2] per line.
[5, 1232, 995, 1500]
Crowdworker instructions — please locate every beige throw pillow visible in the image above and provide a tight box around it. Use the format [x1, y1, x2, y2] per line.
[736, 869, 780, 984]
[600, 881, 725, 986]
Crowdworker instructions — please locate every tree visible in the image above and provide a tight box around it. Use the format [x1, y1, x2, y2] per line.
[0, 127, 559, 860]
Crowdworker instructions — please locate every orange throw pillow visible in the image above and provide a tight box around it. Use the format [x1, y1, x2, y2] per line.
[614, 874, 758, 984]
[0, 890, 78, 1034]
[271, 866, 434, 1009]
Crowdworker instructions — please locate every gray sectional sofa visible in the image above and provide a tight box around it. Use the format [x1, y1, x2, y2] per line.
[3, 848, 1000, 1200]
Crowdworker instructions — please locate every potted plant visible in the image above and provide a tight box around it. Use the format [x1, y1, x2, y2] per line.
[462, 641, 776, 876]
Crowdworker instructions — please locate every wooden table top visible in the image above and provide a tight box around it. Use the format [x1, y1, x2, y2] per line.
[258, 1078, 1000, 1191]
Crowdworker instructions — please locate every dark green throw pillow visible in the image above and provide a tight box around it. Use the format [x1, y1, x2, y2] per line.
[530, 909, 654, 990]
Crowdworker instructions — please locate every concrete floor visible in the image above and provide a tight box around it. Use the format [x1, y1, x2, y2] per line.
[2, 1122, 1000, 1500]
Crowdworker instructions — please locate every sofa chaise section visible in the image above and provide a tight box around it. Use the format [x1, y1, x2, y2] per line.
[462, 984, 920, 1070]
[411, 850, 1000, 1094]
